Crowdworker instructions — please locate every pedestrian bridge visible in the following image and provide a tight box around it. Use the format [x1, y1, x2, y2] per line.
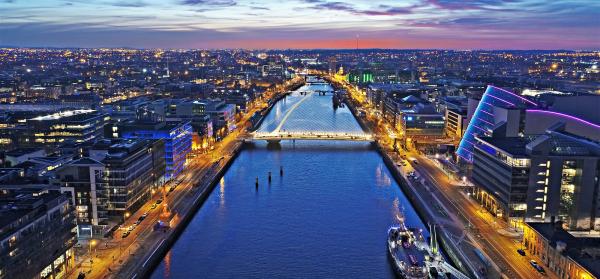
[253, 131, 373, 142]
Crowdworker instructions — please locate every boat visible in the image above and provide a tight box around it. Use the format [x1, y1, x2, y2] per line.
[387, 223, 429, 279]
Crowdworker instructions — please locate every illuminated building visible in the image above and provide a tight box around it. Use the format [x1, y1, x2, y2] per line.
[91, 139, 166, 217]
[0, 109, 108, 148]
[0, 188, 76, 279]
[53, 157, 106, 237]
[457, 85, 537, 162]
[458, 87, 600, 163]
[399, 105, 446, 137]
[112, 121, 192, 179]
[472, 126, 600, 230]
[523, 222, 600, 279]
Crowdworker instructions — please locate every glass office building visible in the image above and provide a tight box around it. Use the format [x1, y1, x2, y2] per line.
[457, 86, 537, 162]
[120, 121, 192, 180]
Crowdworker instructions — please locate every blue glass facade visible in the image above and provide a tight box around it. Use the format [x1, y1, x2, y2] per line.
[122, 121, 192, 179]
[457, 86, 537, 162]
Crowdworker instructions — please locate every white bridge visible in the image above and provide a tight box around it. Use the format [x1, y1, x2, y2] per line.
[253, 131, 373, 142]
[253, 88, 372, 142]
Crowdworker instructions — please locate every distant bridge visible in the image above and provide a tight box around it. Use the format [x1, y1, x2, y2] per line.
[253, 131, 373, 142]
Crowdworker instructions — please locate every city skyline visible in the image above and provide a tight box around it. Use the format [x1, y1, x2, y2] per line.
[1, 0, 599, 50]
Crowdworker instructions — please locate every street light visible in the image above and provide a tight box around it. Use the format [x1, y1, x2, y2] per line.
[89, 239, 97, 270]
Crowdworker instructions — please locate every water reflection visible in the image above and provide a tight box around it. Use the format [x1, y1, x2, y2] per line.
[151, 83, 427, 279]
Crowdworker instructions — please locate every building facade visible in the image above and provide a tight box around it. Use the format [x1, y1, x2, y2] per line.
[457, 85, 537, 162]
[472, 127, 600, 230]
[0, 188, 77, 279]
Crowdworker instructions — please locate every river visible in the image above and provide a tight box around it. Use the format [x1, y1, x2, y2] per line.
[151, 82, 428, 278]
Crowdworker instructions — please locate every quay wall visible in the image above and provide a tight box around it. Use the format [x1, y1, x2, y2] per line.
[136, 142, 243, 278]
[341, 90, 479, 278]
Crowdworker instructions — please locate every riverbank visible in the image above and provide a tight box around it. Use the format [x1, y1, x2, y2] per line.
[340, 90, 483, 278]
[121, 141, 244, 279]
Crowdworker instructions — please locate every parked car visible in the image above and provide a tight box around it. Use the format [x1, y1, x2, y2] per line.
[151, 204, 157, 209]
[122, 231, 130, 238]
[530, 260, 546, 274]
[156, 199, 163, 204]
[517, 249, 526, 256]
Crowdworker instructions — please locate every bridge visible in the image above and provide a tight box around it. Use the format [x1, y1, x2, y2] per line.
[253, 87, 372, 142]
[253, 131, 373, 142]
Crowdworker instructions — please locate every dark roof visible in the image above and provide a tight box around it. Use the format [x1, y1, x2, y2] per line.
[400, 95, 424, 103]
[69, 157, 103, 165]
[5, 148, 44, 157]
[476, 136, 536, 157]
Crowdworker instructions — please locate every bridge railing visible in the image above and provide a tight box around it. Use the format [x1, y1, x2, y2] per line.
[253, 130, 373, 141]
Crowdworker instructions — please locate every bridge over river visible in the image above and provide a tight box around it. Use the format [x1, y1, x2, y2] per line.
[253, 81, 372, 142]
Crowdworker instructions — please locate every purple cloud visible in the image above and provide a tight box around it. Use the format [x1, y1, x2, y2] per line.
[308, 1, 415, 16]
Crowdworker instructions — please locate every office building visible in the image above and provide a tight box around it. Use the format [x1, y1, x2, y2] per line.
[0, 109, 108, 148]
[110, 121, 191, 179]
[457, 85, 537, 162]
[91, 139, 166, 217]
[0, 188, 76, 279]
[472, 125, 600, 230]
[53, 157, 106, 237]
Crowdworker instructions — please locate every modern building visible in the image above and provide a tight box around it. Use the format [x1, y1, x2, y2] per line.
[110, 121, 191, 179]
[0, 109, 108, 148]
[458, 86, 600, 163]
[53, 157, 106, 237]
[0, 188, 77, 279]
[457, 85, 538, 162]
[442, 96, 470, 140]
[398, 103, 445, 137]
[523, 221, 600, 279]
[91, 139, 166, 217]
[472, 125, 600, 230]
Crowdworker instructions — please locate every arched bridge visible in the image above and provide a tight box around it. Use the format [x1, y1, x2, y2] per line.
[254, 90, 372, 142]
[253, 131, 373, 142]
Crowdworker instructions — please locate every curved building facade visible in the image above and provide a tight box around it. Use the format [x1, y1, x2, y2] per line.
[457, 86, 537, 162]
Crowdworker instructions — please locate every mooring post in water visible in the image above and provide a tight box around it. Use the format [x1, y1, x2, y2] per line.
[268, 172, 272, 183]
[280, 166, 283, 176]
[255, 177, 259, 188]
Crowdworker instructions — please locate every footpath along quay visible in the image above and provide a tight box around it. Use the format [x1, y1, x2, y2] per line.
[119, 141, 244, 279]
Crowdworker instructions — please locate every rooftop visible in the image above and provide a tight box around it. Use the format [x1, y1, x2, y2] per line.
[527, 222, 600, 278]
[29, 109, 96, 121]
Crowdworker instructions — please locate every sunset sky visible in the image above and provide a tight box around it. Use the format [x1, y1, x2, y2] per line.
[1, 0, 599, 49]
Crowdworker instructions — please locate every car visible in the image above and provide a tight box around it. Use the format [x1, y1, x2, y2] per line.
[517, 249, 526, 256]
[530, 260, 546, 274]
[150, 204, 157, 209]
[74, 243, 83, 248]
[156, 199, 163, 204]
[122, 231, 130, 238]
[142, 212, 149, 218]
[169, 187, 175, 192]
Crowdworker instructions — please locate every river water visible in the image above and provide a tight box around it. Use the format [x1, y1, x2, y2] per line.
[151, 83, 428, 278]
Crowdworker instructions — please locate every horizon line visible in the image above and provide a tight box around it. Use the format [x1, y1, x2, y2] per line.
[1, 46, 599, 52]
